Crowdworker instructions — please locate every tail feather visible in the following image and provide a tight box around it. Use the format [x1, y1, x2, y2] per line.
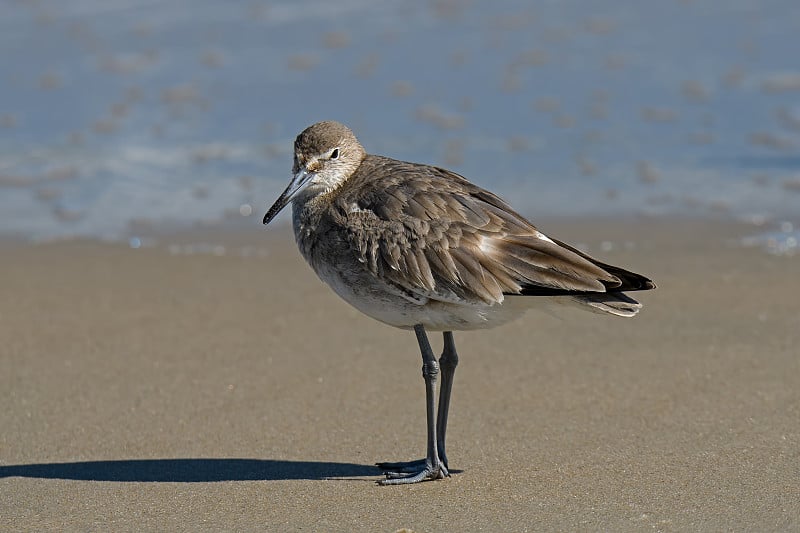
[502, 237, 655, 317]
[570, 292, 643, 317]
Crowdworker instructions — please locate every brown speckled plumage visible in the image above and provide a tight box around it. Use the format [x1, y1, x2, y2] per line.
[284, 122, 653, 321]
[264, 120, 655, 484]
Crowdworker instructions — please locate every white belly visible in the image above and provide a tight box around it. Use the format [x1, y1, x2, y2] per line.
[313, 260, 529, 331]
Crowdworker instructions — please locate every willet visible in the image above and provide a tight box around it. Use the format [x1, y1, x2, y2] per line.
[263, 121, 655, 485]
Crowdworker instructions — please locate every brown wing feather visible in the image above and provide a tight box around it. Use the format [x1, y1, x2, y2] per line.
[550, 238, 656, 292]
[332, 155, 651, 305]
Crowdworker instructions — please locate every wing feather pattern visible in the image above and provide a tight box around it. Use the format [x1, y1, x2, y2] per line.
[330, 156, 654, 306]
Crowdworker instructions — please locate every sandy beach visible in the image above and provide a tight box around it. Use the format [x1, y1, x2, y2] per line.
[1, 218, 798, 531]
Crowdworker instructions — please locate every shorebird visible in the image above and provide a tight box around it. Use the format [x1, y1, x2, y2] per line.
[263, 121, 655, 485]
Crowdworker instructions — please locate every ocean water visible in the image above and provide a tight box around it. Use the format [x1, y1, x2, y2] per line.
[1, 0, 799, 247]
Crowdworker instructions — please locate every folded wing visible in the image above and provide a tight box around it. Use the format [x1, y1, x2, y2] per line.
[334, 157, 654, 306]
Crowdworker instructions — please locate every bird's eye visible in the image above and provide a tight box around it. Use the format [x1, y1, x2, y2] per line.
[330, 148, 339, 159]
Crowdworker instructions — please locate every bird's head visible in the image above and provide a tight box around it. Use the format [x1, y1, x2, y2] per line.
[263, 121, 366, 224]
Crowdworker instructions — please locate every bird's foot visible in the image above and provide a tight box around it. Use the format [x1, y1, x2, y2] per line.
[376, 459, 449, 485]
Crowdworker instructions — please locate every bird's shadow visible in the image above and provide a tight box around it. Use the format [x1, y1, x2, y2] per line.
[0, 458, 382, 482]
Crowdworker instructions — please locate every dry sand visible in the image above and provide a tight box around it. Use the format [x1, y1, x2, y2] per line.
[1, 218, 798, 532]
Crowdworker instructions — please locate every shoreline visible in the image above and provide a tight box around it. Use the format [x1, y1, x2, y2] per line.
[1, 212, 790, 250]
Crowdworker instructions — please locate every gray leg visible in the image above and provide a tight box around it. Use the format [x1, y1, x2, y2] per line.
[436, 331, 458, 469]
[378, 324, 449, 485]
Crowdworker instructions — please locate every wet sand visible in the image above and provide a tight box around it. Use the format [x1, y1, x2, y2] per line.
[1, 218, 798, 531]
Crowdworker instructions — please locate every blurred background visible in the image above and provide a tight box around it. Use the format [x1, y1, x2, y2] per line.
[1, 0, 799, 252]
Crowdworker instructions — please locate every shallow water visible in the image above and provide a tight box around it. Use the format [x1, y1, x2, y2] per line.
[1, 0, 799, 242]
[740, 220, 800, 256]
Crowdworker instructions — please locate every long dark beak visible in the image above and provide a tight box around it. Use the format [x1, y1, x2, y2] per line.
[263, 170, 311, 224]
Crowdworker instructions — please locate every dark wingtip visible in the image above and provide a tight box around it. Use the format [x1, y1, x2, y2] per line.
[614, 273, 656, 292]
[631, 276, 656, 291]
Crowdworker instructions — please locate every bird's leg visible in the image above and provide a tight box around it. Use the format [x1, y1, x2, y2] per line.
[378, 324, 449, 485]
[377, 331, 459, 475]
[436, 331, 458, 469]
